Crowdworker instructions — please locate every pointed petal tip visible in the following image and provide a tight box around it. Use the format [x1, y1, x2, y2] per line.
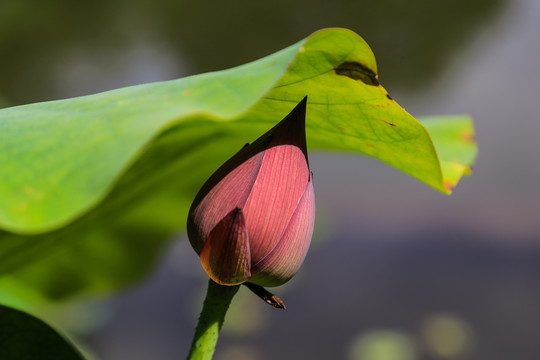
[291, 95, 308, 120]
[266, 96, 309, 164]
[280, 96, 307, 125]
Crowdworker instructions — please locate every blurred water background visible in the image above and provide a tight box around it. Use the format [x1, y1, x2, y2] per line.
[1, 0, 539, 359]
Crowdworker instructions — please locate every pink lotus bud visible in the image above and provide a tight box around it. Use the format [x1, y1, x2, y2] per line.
[187, 97, 315, 287]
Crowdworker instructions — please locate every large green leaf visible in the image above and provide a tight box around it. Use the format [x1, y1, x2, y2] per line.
[0, 28, 472, 235]
[0, 28, 476, 300]
[0, 304, 85, 359]
[0, 41, 301, 235]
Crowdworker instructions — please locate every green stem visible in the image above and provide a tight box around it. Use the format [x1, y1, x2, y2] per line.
[187, 279, 240, 360]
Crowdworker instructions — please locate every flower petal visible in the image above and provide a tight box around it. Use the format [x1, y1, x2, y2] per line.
[243, 97, 310, 262]
[244, 144, 310, 262]
[200, 208, 251, 285]
[250, 174, 315, 287]
[188, 151, 264, 254]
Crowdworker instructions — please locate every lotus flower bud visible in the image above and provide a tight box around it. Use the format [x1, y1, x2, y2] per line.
[187, 97, 315, 287]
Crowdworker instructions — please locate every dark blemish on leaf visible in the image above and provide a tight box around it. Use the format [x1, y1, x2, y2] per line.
[335, 62, 379, 86]
[386, 93, 393, 100]
[366, 144, 375, 149]
[379, 119, 397, 127]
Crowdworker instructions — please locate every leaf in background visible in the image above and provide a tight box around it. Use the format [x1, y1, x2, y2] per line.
[0, 304, 85, 360]
[0, 28, 477, 302]
[421, 115, 477, 191]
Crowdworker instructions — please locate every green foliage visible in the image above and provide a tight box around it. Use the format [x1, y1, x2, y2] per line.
[0, 28, 476, 303]
[422, 116, 477, 190]
[0, 305, 85, 360]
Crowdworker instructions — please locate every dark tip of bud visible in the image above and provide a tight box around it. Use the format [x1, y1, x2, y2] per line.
[265, 96, 309, 162]
[188, 97, 310, 214]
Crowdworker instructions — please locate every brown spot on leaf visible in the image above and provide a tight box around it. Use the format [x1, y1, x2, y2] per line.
[444, 181, 454, 191]
[335, 62, 379, 86]
[366, 144, 375, 149]
[379, 119, 397, 127]
[386, 93, 393, 100]
[461, 132, 475, 143]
